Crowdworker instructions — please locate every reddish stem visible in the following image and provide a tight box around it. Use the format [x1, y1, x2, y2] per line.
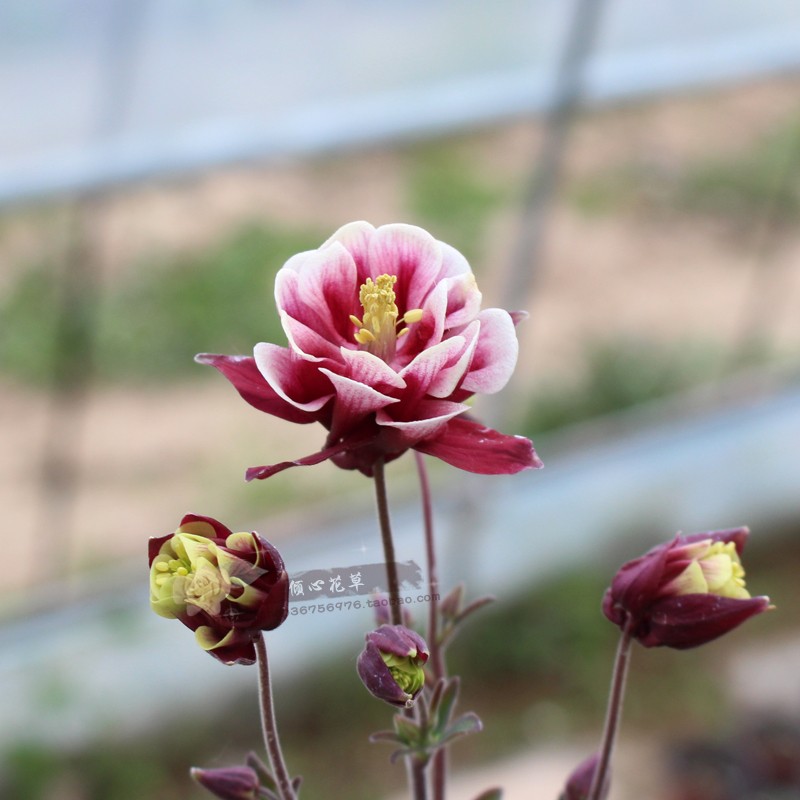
[372, 458, 402, 626]
[588, 620, 634, 800]
[255, 634, 296, 800]
[414, 452, 447, 800]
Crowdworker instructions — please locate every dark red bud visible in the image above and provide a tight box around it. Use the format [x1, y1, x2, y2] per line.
[191, 765, 260, 800]
[357, 625, 429, 707]
[560, 753, 608, 800]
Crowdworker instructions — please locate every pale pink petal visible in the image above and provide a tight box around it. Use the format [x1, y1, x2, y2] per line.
[376, 399, 469, 441]
[437, 241, 472, 280]
[415, 416, 543, 474]
[443, 272, 482, 330]
[276, 243, 358, 343]
[460, 308, 518, 395]
[194, 353, 318, 424]
[399, 336, 466, 399]
[396, 278, 447, 364]
[254, 342, 333, 412]
[319, 368, 399, 438]
[323, 220, 376, 283]
[274, 259, 302, 314]
[280, 311, 342, 362]
[368, 224, 443, 312]
[320, 368, 398, 418]
[427, 320, 480, 398]
[323, 220, 376, 246]
[339, 347, 406, 391]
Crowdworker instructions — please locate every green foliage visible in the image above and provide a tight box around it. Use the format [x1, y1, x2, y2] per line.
[2, 743, 62, 800]
[0, 141, 512, 387]
[677, 119, 800, 221]
[97, 224, 320, 383]
[406, 141, 509, 264]
[570, 164, 655, 216]
[570, 114, 800, 223]
[522, 338, 728, 438]
[277, 658, 402, 800]
[1, 740, 177, 800]
[0, 265, 60, 385]
[78, 748, 168, 800]
[449, 570, 615, 718]
[446, 564, 735, 759]
[0, 224, 321, 386]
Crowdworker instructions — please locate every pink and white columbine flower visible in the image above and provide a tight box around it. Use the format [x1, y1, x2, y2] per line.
[198, 221, 541, 479]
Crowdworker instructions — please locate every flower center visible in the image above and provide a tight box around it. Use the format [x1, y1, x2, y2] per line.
[381, 651, 425, 696]
[349, 274, 423, 362]
[670, 540, 751, 600]
[152, 557, 189, 592]
[152, 550, 232, 616]
[699, 540, 749, 599]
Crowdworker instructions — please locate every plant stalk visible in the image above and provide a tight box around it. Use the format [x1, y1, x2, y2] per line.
[588, 620, 634, 800]
[374, 458, 431, 800]
[255, 634, 296, 800]
[411, 757, 430, 800]
[415, 452, 444, 679]
[414, 452, 447, 800]
[373, 458, 403, 626]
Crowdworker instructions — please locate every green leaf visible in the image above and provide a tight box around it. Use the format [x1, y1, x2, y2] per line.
[439, 712, 483, 746]
[368, 730, 401, 745]
[433, 677, 461, 736]
[389, 747, 411, 765]
[393, 715, 423, 748]
[427, 678, 447, 717]
[246, 752, 277, 791]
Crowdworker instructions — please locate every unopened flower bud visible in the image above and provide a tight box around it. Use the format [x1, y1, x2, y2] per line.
[438, 584, 464, 620]
[559, 753, 608, 800]
[149, 514, 289, 665]
[190, 765, 260, 799]
[357, 625, 429, 707]
[603, 527, 771, 649]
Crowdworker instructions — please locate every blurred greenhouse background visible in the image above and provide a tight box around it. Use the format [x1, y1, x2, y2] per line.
[2, 1, 800, 798]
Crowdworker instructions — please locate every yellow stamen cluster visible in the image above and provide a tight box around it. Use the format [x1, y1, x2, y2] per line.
[183, 557, 231, 616]
[350, 274, 423, 361]
[150, 535, 233, 618]
[671, 539, 750, 600]
[153, 558, 188, 585]
[702, 540, 749, 598]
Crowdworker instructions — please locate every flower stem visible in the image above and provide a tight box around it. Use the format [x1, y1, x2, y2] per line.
[588, 620, 634, 800]
[415, 452, 444, 679]
[414, 452, 447, 800]
[373, 458, 428, 800]
[255, 634, 296, 800]
[411, 757, 430, 800]
[373, 458, 403, 626]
